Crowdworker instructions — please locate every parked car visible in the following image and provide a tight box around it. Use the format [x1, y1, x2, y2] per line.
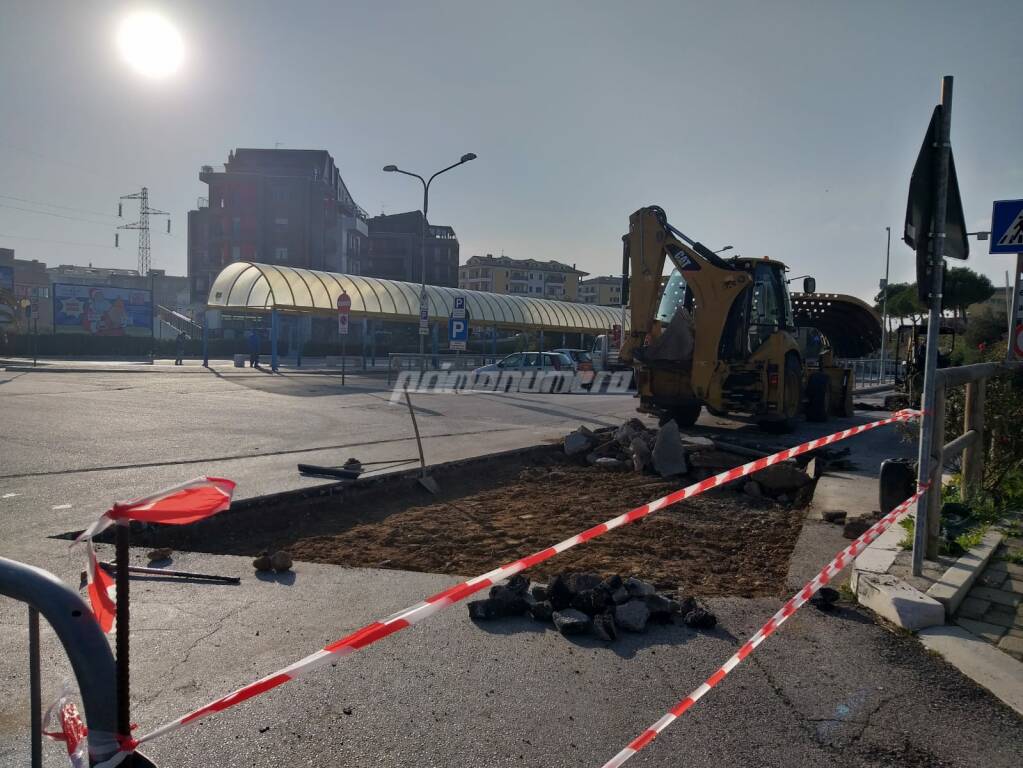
[472, 351, 575, 392]
[552, 348, 595, 387]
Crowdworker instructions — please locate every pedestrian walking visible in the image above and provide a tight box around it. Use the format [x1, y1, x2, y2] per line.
[175, 331, 187, 365]
[248, 329, 261, 368]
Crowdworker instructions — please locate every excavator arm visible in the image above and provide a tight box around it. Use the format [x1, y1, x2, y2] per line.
[620, 206, 752, 398]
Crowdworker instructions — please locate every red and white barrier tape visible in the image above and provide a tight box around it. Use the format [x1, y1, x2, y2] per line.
[73, 477, 237, 634]
[600, 485, 927, 768]
[121, 409, 917, 751]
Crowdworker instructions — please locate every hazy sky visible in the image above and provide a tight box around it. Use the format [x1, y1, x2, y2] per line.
[2, 1, 1021, 303]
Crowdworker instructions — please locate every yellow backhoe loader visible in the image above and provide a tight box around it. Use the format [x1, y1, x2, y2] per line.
[620, 205, 856, 432]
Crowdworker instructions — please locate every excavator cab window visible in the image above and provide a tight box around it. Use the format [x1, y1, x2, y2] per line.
[748, 263, 792, 350]
[655, 269, 694, 324]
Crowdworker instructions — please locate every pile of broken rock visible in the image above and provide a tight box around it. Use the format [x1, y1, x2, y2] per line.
[468, 572, 717, 642]
[564, 418, 817, 504]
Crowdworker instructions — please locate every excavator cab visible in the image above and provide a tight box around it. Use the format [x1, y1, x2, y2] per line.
[622, 206, 853, 432]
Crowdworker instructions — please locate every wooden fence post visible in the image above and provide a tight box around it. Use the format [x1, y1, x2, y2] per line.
[961, 379, 986, 502]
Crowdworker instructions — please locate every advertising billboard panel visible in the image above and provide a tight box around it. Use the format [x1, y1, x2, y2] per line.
[53, 283, 152, 336]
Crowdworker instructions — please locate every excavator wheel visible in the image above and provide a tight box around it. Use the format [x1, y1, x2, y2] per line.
[806, 372, 831, 422]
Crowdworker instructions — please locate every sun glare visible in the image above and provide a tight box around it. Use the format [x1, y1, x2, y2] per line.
[117, 10, 184, 78]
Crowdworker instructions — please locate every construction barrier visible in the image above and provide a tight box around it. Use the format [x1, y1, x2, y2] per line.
[600, 485, 927, 767]
[110, 409, 917, 755]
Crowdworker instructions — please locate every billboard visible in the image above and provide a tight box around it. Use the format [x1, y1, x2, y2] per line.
[53, 283, 152, 336]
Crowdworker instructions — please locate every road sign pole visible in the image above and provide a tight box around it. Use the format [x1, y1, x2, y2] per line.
[1009, 253, 1023, 361]
[912, 76, 953, 575]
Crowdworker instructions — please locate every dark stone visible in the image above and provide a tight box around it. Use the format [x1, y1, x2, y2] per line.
[553, 608, 592, 636]
[676, 596, 698, 617]
[810, 587, 841, 611]
[624, 577, 656, 598]
[565, 572, 603, 595]
[600, 574, 624, 593]
[468, 599, 501, 621]
[571, 588, 610, 616]
[611, 586, 630, 604]
[822, 510, 848, 524]
[547, 575, 573, 610]
[645, 593, 677, 623]
[683, 608, 717, 629]
[488, 583, 529, 616]
[529, 600, 554, 622]
[592, 611, 617, 641]
[614, 600, 651, 632]
[843, 519, 872, 540]
[530, 584, 549, 602]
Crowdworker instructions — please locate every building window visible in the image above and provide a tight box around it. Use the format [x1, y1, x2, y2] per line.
[232, 217, 241, 237]
[275, 217, 289, 231]
[275, 247, 288, 261]
[272, 187, 289, 203]
[231, 245, 241, 261]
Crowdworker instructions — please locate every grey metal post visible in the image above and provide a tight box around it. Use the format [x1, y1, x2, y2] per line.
[1008, 254, 1023, 361]
[913, 76, 954, 576]
[879, 226, 891, 384]
[270, 308, 279, 372]
[29, 607, 41, 768]
[201, 320, 209, 368]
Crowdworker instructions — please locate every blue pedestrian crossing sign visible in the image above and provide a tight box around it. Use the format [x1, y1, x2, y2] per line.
[449, 296, 469, 350]
[991, 199, 1023, 254]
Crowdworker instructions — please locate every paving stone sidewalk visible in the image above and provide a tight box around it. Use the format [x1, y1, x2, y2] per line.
[954, 535, 1023, 660]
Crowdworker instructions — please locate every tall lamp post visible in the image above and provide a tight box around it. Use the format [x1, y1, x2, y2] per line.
[879, 226, 891, 385]
[383, 153, 477, 358]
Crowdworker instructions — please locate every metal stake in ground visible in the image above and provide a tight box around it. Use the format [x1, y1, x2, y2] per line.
[912, 76, 954, 574]
[403, 386, 438, 494]
[115, 521, 132, 757]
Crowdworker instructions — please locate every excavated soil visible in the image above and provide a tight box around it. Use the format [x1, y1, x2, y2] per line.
[287, 463, 805, 597]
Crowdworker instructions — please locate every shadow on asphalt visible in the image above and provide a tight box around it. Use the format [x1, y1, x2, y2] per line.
[255, 570, 297, 585]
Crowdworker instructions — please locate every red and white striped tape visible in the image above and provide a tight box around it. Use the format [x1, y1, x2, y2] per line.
[600, 485, 927, 768]
[126, 409, 918, 751]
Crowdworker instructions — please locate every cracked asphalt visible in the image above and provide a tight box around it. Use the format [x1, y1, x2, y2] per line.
[1, 368, 1021, 766]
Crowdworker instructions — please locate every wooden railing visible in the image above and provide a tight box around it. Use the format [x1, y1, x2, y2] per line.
[918, 360, 1021, 559]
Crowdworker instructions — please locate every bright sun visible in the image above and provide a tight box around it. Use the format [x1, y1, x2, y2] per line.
[117, 11, 184, 78]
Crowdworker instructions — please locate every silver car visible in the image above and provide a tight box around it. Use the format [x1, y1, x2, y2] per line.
[472, 351, 574, 392]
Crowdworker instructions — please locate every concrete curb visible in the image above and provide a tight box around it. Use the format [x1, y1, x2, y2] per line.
[918, 624, 1023, 716]
[926, 530, 1004, 615]
[854, 572, 945, 631]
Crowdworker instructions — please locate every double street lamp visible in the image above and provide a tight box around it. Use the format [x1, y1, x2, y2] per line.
[383, 153, 477, 356]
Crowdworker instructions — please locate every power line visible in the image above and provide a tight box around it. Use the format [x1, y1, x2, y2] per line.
[0, 193, 118, 219]
[0, 232, 116, 249]
[0, 202, 115, 227]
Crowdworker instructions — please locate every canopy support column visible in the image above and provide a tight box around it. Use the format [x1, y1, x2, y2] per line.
[270, 308, 279, 372]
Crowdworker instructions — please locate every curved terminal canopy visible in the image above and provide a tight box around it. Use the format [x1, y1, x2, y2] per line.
[791, 292, 882, 358]
[207, 262, 630, 333]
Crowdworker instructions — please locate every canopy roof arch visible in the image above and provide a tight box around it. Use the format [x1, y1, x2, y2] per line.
[207, 262, 629, 333]
[791, 292, 882, 357]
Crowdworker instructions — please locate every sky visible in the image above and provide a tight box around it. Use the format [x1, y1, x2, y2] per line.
[1, 0, 1021, 304]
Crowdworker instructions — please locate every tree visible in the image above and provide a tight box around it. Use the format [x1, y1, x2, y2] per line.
[887, 284, 925, 326]
[944, 266, 995, 322]
[874, 282, 917, 332]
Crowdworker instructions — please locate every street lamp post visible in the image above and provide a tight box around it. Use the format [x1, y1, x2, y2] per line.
[879, 226, 891, 385]
[383, 153, 476, 359]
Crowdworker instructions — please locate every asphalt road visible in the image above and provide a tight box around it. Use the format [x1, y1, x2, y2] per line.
[0, 368, 1020, 767]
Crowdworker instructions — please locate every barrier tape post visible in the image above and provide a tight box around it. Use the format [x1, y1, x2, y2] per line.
[123, 409, 917, 752]
[600, 486, 927, 768]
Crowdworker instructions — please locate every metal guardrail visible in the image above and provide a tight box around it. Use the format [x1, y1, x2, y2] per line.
[837, 357, 901, 389]
[0, 556, 122, 766]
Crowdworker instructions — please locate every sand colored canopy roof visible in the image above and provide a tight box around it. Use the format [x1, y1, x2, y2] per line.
[207, 262, 629, 333]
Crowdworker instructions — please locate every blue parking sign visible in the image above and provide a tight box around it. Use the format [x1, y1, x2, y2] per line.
[991, 199, 1023, 254]
[448, 316, 469, 351]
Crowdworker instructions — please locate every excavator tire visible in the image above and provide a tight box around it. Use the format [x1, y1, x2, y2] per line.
[806, 372, 831, 422]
